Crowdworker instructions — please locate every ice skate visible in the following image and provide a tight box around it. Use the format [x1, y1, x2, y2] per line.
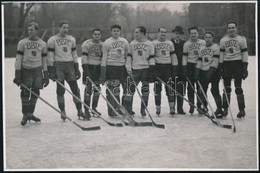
[237, 110, 246, 118]
[92, 107, 101, 116]
[156, 106, 161, 116]
[214, 108, 223, 119]
[21, 114, 30, 126]
[177, 109, 186, 115]
[60, 110, 66, 121]
[141, 108, 146, 117]
[189, 105, 194, 114]
[78, 109, 89, 120]
[29, 113, 41, 122]
[223, 108, 228, 117]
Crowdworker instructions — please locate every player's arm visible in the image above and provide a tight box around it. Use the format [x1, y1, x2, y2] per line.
[148, 42, 155, 65]
[182, 42, 188, 78]
[170, 43, 178, 77]
[47, 38, 55, 66]
[240, 36, 249, 80]
[125, 43, 133, 75]
[42, 44, 48, 71]
[211, 45, 220, 69]
[42, 43, 49, 87]
[13, 40, 24, 86]
[99, 41, 109, 84]
[71, 37, 78, 63]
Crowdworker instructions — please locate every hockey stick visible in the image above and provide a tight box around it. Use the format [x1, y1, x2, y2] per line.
[186, 77, 217, 119]
[105, 82, 154, 127]
[55, 80, 123, 127]
[220, 76, 237, 132]
[41, 29, 47, 40]
[20, 84, 100, 131]
[157, 77, 232, 129]
[87, 77, 129, 126]
[129, 75, 165, 129]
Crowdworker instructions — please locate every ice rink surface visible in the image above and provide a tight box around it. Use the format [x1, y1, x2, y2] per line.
[3, 57, 258, 171]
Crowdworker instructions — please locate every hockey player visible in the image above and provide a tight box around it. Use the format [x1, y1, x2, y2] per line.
[13, 22, 49, 126]
[219, 22, 249, 118]
[125, 26, 156, 117]
[99, 24, 129, 117]
[171, 26, 186, 115]
[182, 26, 206, 114]
[153, 27, 178, 116]
[47, 20, 87, 121]
[194, 31, 223, 118]
[81, 28, 103, 119]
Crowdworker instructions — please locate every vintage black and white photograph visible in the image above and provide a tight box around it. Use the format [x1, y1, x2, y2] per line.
[2, 0, 258, 171]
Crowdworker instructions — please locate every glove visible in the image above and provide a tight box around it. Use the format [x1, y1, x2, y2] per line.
[149, 65, 156, 83]
[205, 67, 216, 82]
[218, 63, 223, 78]
[172, 65, 178, 79]
[47, 66, 56, 81]
[74, 63, 81, 80]
[182, 66, 188, 80]
[42, 71, 49, 87]
[13, 70, 22, 86]
[126, 67, 132, 76]
[194, 68, 200, 81]
[242, 62, 248, 80]
[99, 66, 106, 85]
[82, 64, 90, 84]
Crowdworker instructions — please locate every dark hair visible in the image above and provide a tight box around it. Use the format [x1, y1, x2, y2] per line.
[111, 24, 121, 30]
[92, 28, 102, 33]
[188, 26, 198, 33]
[28, 22, 39, 30]
[204, 31, 214, 37]
[227, 21, 237, 27]
[136, 26, 146, 35]
[59, 20, 69, 27]
[158, 27, 167, 32]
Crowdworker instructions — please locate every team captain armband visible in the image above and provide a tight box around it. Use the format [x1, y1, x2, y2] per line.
[82, 52, 88, 56]
[148, 55, 155, 59]
[198, 57, 202, 61]
[213, 55, 220, 58]
[42, 53, 47, 57]
[127, 53, 132, 57]
[241, 48, 248, 52]
[183, 52, 188, 56]
[48, 48, 55, 52]
[71, 47, 76, 51]
[170, 51, 176, 55]
[17, 51, 24, 55]
[220, 48, 225, 52]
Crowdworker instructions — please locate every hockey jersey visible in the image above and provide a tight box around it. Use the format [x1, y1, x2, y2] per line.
[183, 39, 206, 65]
[101, 37, 129, 67]
[81, 39, 103, 65]
[219, 35, 248, 62]
[126, 39, 155, 70]
[197, 43, 220, 71]
[15, 37, 47, 71]
[153, 39, 177, 65]
[47, 34, 78, 65]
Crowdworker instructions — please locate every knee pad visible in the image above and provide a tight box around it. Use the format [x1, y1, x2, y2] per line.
[224, 86, 231, 94]
[235, 87, 243, 95]
[21, 88, 30, 98]
[141, 83, 149, 95]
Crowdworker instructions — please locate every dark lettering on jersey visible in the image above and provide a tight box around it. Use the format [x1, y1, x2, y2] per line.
[188, 43, 202, 51]
[133, 43, 149, 51]
[111, 41, 125, 49]
[89, 44, 102, 52]
[225, 40, 239, 48]
[154, 43, 171, 50]
[56, 38, 72, 46]
[25, 42, 41, 50]
[201, 48, 213, 57]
